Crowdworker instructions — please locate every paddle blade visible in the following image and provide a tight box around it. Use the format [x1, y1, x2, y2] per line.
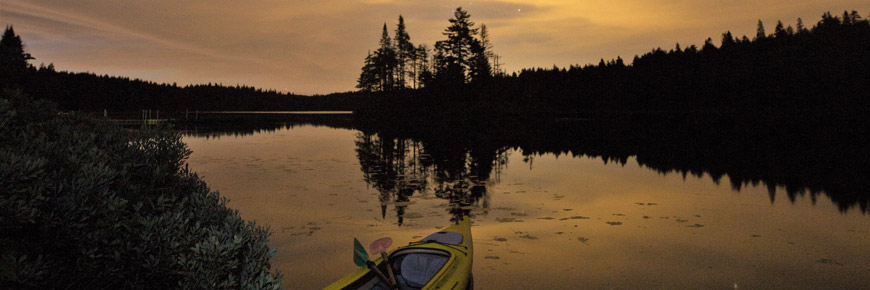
[353, 238, 369, 267]
[369, 237, 393, 254]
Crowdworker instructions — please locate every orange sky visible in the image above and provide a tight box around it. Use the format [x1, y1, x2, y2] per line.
[2, 0, 867, 94]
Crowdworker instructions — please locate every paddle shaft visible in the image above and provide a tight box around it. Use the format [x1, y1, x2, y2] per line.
[380, 252, 398, 288]
[365, 261, 393, 288]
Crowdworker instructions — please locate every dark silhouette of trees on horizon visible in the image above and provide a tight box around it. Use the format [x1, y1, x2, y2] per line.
[478, 10, 870, 115]
[358, 7, 497, 92]
[2, 10, 869, 115]
[1, 26, 362, 112]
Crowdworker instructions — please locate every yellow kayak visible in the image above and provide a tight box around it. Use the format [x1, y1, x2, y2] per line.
[324, 216, 473, 290]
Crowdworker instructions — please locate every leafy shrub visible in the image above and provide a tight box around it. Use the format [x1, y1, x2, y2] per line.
[0, 90, 282, 289]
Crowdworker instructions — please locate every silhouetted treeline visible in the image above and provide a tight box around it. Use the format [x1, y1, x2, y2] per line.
[6, 11, 867, 115]
[356, 11, 870, 117]
[20, 68, 366, 111]
[504, 11, 869, 114]
[1, 26, 364, 112]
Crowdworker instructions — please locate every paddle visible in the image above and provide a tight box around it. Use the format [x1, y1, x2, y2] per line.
[370, 237, 398, 287]
[353, 237, 369, 267]
[353, 237, 395, 288]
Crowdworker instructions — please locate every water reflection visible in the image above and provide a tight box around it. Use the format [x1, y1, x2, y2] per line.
[180, 112, 870, 215]
[180, 117, 870, 289]
[355, 132, 509, 224]
[175, 112, 354, 138]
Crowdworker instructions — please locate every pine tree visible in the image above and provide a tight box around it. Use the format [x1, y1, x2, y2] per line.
[357, 24, 399, 92]
[394, 15, 415, 89]
[774, 21, 787, 38]
[357, 52, 379, 91]
[756, 20, 767, 40]
[796, 18, 807, 33]
[480, 25, 497, 77]
[1, 26, 34, 88]
[721, 31, 735, 49]
[434, 7, 480, 85]
[468, 24, 492, 83]
[375, 23, 398, 90]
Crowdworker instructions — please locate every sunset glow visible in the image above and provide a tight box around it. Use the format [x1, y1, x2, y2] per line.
[2, 0, 867, 94]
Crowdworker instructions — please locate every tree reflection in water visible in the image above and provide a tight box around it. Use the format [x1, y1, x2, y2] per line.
[355, 132, 509, 224]
[180, 112, 870, 216]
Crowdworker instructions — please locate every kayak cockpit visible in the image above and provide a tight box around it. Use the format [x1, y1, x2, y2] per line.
[390, 249, 451, 289]
[343, 248, 452, 290]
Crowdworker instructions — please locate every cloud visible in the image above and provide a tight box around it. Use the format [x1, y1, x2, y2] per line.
[3, 1, 277, 69]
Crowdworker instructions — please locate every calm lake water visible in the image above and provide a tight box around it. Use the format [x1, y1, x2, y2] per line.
[182, 121, 869, 289]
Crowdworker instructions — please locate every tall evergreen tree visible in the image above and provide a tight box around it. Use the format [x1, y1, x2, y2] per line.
[468, 24, 492, 84]
[375, 24, 398, 90]
[357, 24, 399, 92]
[434, 7, 481, 85]
[473, 24, 494, 81]
[1, 26, 34, 88]
[394, 15, 415, 89]
[357, 51, 379, 91]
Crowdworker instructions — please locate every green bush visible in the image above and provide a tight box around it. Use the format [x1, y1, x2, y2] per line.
[0, 90, 282, 289]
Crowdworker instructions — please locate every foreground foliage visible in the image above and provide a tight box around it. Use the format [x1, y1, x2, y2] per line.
[0, 91, 282, 289]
